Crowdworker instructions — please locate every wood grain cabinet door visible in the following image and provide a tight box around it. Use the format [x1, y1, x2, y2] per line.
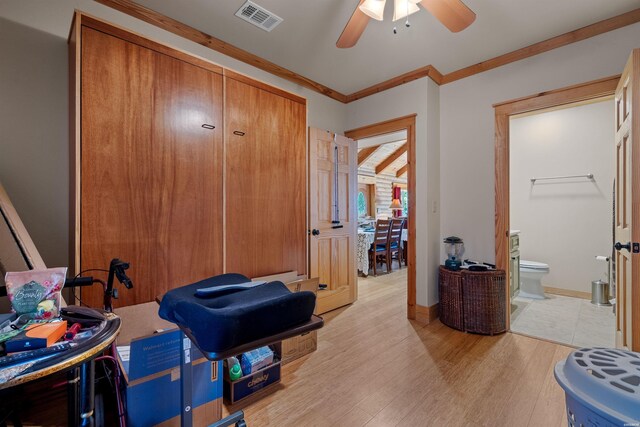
[80, 27, 223, 307]
[224, 77, 307, 279]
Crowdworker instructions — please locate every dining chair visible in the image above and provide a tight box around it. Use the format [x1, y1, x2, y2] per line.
[368, 219, 391, 276]
[388, 218, 404, 269]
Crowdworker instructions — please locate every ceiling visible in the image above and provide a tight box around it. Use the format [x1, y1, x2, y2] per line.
[357, 130, 407, 148]
[133, 0, 640, 94]
[359, 140, 407, 177]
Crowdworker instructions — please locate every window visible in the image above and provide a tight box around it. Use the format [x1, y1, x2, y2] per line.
[357, 191, 367, 217]
[401, 189, 408, 217]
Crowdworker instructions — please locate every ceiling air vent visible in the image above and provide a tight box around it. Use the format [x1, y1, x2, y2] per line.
[235, 1, 283, 32]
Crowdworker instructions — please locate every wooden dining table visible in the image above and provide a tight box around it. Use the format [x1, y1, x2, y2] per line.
[357, 228, 408, 276]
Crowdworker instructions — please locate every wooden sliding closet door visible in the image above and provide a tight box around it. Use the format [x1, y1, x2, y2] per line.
[80, 27, 223, 307]
[224, 75, 307, 278]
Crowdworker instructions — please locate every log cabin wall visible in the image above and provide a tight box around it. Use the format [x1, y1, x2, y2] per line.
[70, 13, 307, 308]
[357, 140, 408, 220]
[357, 174, 407, 219]
[375, 175, 407, 219]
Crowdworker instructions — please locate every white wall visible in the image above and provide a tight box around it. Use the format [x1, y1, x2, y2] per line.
[0, 0, 346, 268]
[510, 101, 614, 292]
[440, 22, 640, 265]
[347, 77, 440, 307]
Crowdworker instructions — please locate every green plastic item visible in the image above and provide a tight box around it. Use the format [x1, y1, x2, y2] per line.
[228, 356, 242, 381]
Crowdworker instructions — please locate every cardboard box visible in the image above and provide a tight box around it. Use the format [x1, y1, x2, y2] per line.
[281, 329, 318, 365]
[114, 303, 222, 427]
[223, 343, 281, 405]
[281, 277, 319, 364]
[284, 277, 319, 295]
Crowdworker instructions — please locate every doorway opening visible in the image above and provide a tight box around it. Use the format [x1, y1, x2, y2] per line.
[494, 75, 620, 346]
[508, 97, 616, 347]
[356, 132, 408, 275]
[345, 115, 417, 320]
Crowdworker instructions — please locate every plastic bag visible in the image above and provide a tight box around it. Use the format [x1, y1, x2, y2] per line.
[4, 267, 67, 319]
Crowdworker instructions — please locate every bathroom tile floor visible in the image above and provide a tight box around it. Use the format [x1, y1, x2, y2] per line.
[510, 294, 615, 348]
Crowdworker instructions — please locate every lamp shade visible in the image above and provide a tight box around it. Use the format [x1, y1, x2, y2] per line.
[393, 0, 420, 21]
[359, 0, 386, 21]
[389, 198, 403, 210]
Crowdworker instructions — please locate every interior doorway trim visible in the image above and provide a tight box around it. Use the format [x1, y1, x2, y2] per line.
[494, 75, 620, 330]
[345, 114, 418, 320]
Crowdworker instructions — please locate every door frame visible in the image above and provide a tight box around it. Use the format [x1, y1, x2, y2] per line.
[345, 114, 417, 320]
[494, 75, 620, 331]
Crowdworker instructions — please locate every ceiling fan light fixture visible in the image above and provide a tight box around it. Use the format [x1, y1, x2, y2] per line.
[359, 0, 386, 21]
[392, 0, 420, 21]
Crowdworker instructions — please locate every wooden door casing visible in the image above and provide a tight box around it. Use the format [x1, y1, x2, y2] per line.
[80, 27, 223, 307]
[224, 77, 307, 279]
[309, 128, 357, 314]
[614, 50, 640, 351]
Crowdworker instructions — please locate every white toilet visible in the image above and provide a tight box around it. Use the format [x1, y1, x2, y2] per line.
[519, 260, 549, 299]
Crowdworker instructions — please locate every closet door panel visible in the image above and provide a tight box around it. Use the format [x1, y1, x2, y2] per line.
[81, 27, 222, 307]
[225, 78, 306, 278]
[150, 49, 223, 297]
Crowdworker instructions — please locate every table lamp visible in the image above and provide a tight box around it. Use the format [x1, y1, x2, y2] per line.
[389, 198, 403, 210]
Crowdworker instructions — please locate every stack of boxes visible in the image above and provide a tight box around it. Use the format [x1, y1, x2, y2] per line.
[222, 274, 320, 406]
[113, 274, 320, 420]
[114, 303, 223, 427]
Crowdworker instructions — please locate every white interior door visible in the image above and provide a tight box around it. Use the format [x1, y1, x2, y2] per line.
[309, 128, 357, 314]
[614, 50, 640, 351]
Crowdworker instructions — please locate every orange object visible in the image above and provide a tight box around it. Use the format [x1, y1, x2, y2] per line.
[5, 321, 68, 352]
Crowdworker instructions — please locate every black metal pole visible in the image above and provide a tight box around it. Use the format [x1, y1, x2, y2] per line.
[79, 361, 95, 427]
[67, 367, 80, 427]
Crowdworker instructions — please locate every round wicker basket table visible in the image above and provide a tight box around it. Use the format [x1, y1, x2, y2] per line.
[438, 266, 507, 335]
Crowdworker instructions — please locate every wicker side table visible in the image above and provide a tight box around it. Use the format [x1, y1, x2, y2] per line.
[438, 266, 464, 331]
[462, 269, 506, 335]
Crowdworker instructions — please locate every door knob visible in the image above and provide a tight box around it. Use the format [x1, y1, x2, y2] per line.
[311, 229, 320, 236]
[614, 241, 631, 252]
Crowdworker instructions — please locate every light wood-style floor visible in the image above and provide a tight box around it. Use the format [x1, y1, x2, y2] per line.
[225, 268, 572, 426]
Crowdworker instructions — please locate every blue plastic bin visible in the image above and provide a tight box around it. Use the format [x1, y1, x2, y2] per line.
[554, 347, 640, 427]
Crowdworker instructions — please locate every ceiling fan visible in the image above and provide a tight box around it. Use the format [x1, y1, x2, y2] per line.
[337, 0, 476, 48]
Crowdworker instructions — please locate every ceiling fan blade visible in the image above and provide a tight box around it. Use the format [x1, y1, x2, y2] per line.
[336, 0, 370, 48]
[419, 0, 476, 33]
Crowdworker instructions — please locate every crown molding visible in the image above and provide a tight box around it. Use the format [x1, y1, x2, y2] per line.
[345, 65, 443, 103]
[440, 7, 640, 84]
[94, 0, 349, 103]
[94, 1, 640, 104]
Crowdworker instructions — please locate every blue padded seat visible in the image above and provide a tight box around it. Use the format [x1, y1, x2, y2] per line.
[375, 243, 398, 250]
[158, 273, 316, 353]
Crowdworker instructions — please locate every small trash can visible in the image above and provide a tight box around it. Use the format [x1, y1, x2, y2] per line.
[591, 280, 611, 306]
[554, 348, 640, 427]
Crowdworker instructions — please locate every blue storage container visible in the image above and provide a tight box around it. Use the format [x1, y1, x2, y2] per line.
[554, 347, 640, 427]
